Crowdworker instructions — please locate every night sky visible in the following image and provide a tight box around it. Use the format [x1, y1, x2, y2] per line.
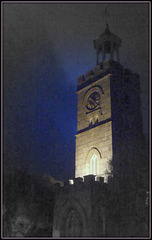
[3, 2, 149, 181]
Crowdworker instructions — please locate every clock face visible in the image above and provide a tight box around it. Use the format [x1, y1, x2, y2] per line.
[86, 91, 100, 110]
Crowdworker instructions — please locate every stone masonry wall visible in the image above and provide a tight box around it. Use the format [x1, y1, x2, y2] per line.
[75, 121, 113, 181]
[53, 175, 107, 237]
[76, 67, 112, 181]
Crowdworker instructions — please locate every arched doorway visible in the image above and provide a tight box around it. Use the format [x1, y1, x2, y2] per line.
[58, 199, 88, 237]
[65, 208, 83, 237]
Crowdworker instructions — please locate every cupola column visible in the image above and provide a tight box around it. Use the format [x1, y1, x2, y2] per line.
[94, 24, 121, 64]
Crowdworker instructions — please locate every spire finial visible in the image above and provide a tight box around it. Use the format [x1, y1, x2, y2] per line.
[103, 5, 110, 27]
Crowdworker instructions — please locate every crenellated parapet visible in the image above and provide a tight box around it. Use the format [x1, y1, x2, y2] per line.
[77, 59, 125, 91]
[53, 174, 109, 194]
[53, 174, 113, 237]
[76, 59, 139, 92]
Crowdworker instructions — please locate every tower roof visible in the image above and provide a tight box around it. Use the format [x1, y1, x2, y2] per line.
[99, 24, 121, 46]
[94, 24, 122, 65]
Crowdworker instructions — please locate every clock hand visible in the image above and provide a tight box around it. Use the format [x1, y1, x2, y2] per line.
[89, 98, 96, 107]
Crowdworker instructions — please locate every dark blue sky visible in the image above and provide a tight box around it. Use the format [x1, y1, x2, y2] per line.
[3, 2, 149, 181]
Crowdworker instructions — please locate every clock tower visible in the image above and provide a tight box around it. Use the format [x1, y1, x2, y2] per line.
[53, 23, 147, 238]
[75, 24, 143, 182]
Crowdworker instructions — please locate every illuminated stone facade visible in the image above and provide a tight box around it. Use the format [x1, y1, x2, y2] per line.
[75, 58, 143, 182]
[75, 62, 113, 181]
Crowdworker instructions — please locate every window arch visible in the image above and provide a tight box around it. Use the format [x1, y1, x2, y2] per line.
[85, 147, 101, 176]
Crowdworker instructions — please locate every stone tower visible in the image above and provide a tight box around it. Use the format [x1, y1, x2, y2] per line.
[53, 24, 147, 238]
[75, 24, 143, 182]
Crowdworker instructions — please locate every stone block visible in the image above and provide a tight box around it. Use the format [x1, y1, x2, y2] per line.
[74, 177, 83, 184]
[101, 145, 110, 152]
[94, 64, 101, 74]
[84, 174, 95, 183]
[96, 176, 104, 183]
[105, 130, 112, 137]
[77, 75, 85, 85]
[86, 69, 94, 79]
[102, 150, 112, 159]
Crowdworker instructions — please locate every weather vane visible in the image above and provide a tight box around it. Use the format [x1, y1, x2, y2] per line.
[103, 5, 110, 26]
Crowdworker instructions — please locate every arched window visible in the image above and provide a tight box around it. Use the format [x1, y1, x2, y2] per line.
[85, 147, 101, 176]
[90, 154, 98, 175]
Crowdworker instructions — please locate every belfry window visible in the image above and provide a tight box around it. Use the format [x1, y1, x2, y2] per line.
[90, 154, 98, 175]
